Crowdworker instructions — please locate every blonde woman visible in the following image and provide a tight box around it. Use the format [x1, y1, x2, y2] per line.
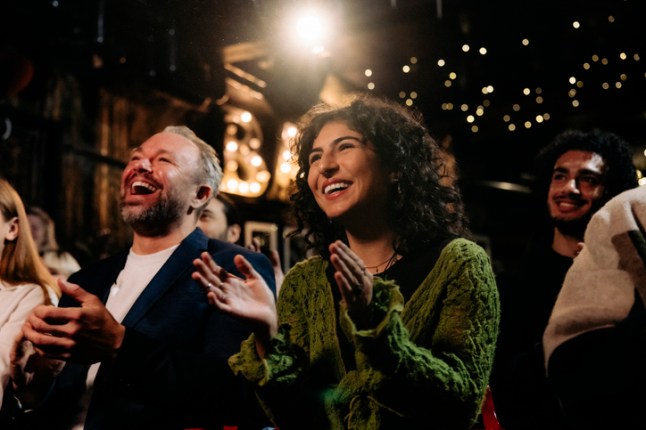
[0, 179, 60, 405]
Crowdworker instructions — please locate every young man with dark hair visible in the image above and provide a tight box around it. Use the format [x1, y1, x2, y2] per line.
[491, 128, 638, 430]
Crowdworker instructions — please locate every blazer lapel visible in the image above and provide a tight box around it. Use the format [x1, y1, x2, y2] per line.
[62, 251, 128, 308]
[121, 228, 209, 327]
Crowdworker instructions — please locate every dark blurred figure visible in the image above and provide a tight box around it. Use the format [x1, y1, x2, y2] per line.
[26, 206, 81, 280]
[198, 193, 242, 244]
[491, 129, 638, 430]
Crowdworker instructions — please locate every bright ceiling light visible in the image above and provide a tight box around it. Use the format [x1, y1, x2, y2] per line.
[289, 8, 333, 53]
[297, 14, 324, 41]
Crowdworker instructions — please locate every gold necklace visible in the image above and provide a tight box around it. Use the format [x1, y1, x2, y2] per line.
[365, 251, 398, 274]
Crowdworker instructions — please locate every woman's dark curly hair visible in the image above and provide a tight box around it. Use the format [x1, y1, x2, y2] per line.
[534, 128, 638, 203]
[289, 94, 471, 258]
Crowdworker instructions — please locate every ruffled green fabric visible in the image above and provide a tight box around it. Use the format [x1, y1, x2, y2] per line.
[229, 238, 500, 430]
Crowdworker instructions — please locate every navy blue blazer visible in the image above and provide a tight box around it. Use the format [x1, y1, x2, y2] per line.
[13, 228, 275, 430]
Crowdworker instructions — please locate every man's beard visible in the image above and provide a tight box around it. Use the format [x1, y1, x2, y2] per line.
[121, 191, 186, 236]
[550, 198, 606, 240]
[552, 215, 591, 240]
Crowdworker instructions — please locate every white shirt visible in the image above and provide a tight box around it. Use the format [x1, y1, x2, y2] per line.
[71, 245, 178, 430]
[0, 281, 56, 406]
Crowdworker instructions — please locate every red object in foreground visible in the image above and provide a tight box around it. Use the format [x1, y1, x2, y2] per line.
[481, 386, 504, 430]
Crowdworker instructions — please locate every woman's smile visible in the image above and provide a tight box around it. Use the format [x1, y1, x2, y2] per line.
[307, 121, 390, 221]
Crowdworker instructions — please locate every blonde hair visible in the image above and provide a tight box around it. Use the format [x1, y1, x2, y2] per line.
[0, 179, 60, 303]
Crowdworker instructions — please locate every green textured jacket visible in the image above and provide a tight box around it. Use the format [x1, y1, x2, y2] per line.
[229, 238, 500, 430]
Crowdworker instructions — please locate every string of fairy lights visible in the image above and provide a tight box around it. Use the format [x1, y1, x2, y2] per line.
[361, 5, 643, 137]
[219, 1, 645, 197]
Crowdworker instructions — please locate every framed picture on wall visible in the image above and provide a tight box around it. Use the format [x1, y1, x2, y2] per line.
[282, 226, 297, 273]
[244, 221, 278, 256]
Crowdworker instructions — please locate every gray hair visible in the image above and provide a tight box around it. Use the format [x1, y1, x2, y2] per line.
[163, 125, 223, 193]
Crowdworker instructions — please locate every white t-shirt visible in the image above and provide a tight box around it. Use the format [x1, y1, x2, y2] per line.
[71, 245, 178, 429]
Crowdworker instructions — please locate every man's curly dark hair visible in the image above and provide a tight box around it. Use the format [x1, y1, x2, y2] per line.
[289, 94, 471, 258]
[534, 128, 638, 204]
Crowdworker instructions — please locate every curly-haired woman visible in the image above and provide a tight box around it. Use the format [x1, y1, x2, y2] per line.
[193, 95, 500, 429]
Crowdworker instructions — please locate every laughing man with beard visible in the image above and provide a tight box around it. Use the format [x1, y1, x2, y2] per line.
[490, 129, 638, 430]
[3, 126, 275, 430]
